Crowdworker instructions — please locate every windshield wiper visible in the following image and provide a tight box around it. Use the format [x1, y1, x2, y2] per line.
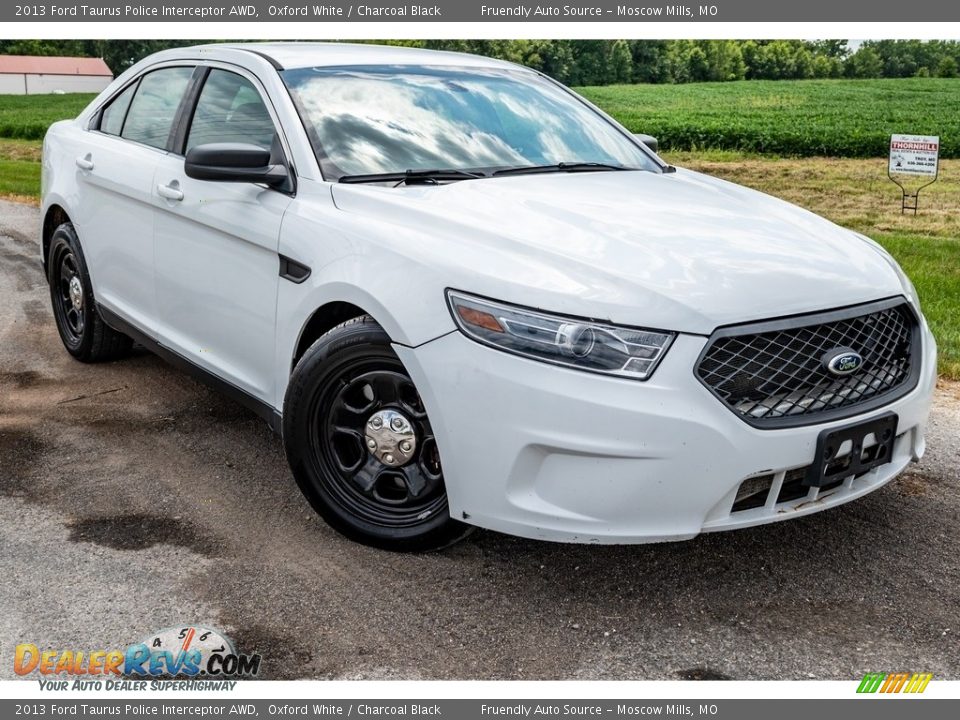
[492, 162, 635, 177]
[338, 168, 485, 185]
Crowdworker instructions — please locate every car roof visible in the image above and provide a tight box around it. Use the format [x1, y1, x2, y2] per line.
[191, 42, 523, 72]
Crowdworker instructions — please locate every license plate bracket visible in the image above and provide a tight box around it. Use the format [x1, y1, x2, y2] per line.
[804, 412, 898, 488]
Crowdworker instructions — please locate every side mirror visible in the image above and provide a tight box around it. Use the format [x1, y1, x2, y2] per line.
[633, 133, 659, 153]
[184, 143, 289, 187]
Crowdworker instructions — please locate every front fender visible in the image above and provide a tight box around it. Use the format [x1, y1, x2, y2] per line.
[274, 184, 457, 410]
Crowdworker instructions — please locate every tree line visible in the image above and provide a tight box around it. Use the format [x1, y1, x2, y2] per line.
[2, 39, 959, 85]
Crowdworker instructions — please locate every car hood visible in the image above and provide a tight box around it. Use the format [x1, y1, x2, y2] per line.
[330, 168, 904, 334]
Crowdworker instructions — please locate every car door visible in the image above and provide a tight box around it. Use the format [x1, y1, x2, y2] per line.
[151, 66, 294, 404]
[71, 65, 194, 331]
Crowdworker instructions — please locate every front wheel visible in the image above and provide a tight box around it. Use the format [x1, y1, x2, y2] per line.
[283, 316, 472, 551]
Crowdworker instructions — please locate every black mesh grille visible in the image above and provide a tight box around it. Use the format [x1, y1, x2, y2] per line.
[696, 300, 919, 427]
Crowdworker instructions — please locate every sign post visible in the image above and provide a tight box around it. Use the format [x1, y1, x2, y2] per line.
[888, 134, 940, 214]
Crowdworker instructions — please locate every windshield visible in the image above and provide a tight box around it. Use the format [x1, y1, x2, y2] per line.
[281, 65, 661, 181]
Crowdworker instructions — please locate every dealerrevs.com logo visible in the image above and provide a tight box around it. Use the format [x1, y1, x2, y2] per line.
[14, 626, 261, 690]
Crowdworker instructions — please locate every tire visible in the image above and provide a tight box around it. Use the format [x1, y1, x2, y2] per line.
[283, 316, 473, 551]
[47, 222, 132, 363]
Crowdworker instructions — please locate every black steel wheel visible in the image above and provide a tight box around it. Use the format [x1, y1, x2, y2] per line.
[47, 222, 132, 362]
[283, 316, 473, 551]
[52, 248, 86, 343]
[320, 368, 447, 526]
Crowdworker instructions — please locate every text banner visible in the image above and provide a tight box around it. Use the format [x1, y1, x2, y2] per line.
[5, 1, 960, 23]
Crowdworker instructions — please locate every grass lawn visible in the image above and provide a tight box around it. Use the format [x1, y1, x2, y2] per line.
[875, 232, 960, 380]
[0, 139, 41, 204]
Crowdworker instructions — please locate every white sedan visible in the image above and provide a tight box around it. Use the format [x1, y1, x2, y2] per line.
[41, 42, 937, 550]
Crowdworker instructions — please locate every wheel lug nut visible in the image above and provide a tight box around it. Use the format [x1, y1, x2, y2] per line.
[391, 418, 404, 431]
[384, 453, 395, 464]
[400, 440, 411, 453]
[371, 417, 382, 428]
[366, 439, 377, 449]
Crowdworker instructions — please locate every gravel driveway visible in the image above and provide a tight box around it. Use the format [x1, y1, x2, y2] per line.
[1, 198, 958, 680]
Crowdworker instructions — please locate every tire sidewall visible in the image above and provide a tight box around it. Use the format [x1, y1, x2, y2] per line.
[283, 321, 468, 551]
[48, 223, 96, 358]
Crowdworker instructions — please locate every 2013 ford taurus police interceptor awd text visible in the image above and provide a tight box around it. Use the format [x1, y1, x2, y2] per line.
[41, 43, 937, 550]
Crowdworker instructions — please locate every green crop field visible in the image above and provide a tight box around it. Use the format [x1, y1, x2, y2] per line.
[577, 78, 959, 157]
[1, 80, 958, 379]
[0, 93, 96, 141]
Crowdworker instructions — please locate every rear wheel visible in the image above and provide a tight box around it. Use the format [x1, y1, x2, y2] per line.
[48, 222, 132, 362]
[283, 316, 472, 551]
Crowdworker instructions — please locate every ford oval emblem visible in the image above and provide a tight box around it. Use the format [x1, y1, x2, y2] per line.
[823, 347, 864, 376]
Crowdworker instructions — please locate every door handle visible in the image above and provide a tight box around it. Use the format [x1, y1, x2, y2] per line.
[157, 182, 184, 201]
[75, 155, 94, 171]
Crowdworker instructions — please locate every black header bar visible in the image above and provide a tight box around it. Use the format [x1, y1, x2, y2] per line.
[4, 1, 959, 23]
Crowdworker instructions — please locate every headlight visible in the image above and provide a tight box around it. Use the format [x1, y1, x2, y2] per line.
[446, 290, 675, 380]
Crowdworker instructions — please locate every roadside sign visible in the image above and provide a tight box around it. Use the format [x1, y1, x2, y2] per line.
[889, 134, 939, 176]
[888, 133, 940, 214]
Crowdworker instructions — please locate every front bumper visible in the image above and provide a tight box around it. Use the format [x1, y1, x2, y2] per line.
[394, 311, 937, 544]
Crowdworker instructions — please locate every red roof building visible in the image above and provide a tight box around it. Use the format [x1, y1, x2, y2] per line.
[0, 54, 113, 95]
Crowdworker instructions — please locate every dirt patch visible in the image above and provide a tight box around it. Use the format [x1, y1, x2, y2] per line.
[895, 471, 930, 497]
[1, 251, 45, 291]
[0, 139, 42, 164]
[22, 298, 48, 324]
[222, 623, 322, 680]
[66, 514, 218, 556]
[0, 427, 45, 498]
[676, 667, 733, 680]
[939, 379, 960, 402]
[0, 194, 39, 207]
[0, 370, 46, 388]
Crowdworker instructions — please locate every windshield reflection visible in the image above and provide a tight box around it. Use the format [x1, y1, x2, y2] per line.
[282, 65, 658, 180]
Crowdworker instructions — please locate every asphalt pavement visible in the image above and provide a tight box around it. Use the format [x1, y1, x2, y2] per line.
[1, 198, 958, 680]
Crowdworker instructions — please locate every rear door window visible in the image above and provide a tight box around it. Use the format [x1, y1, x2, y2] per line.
[121, 66, 194, 150]
[98, 81, 137, 136]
